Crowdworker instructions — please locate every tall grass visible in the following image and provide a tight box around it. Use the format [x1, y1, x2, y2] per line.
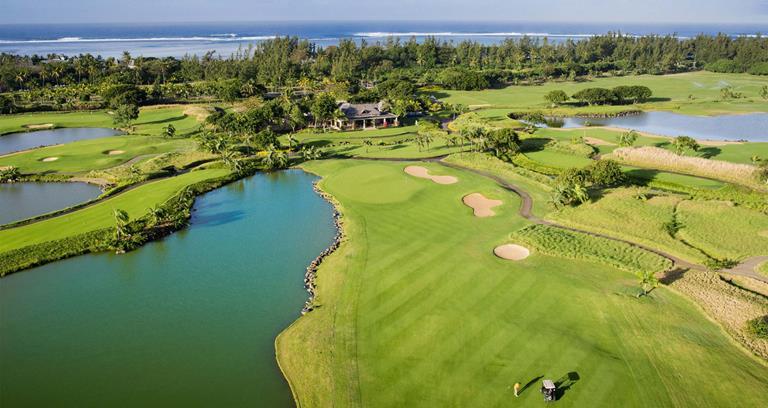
[609, 146, 763, 189]
[513, 224, 673, 274]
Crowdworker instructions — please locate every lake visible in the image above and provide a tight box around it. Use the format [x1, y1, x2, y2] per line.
[0, 127, 123, 155]
[0, 170, 336, 407]
[0, 181, 102, 225]
[556, 111, 768, 142]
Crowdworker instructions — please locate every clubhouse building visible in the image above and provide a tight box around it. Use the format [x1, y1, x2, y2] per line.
[334, 102, 399, 130]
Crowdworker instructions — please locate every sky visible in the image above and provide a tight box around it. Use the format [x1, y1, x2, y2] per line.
[1, 0, 767, 24]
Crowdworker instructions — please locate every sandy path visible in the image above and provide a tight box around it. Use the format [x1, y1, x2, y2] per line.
[463, 193, 502, 217]
[494, 244, 530, 261]
[404, 165, 458, 185]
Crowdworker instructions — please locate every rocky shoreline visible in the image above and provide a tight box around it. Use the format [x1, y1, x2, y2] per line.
[301, 181, 343, 315]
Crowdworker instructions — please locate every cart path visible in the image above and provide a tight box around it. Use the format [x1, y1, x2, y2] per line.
[435, 159, 768, 284]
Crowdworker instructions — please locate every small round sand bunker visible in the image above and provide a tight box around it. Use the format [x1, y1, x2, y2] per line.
[463, 193, 502, 217]
[404, 165, 458, 185]
[494, 244, 530, 261]
[107, 150, 126, 155]
[41, 157, 59, 162]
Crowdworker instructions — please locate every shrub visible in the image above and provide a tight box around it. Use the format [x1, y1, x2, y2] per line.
[705, 59, 743, 73]
[746, 316, 768, 339]
[544, 90, 569, 106]
[747, 62, 768, 76]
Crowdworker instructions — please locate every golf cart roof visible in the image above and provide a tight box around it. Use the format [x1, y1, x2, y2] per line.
[542, 380, 556, 389]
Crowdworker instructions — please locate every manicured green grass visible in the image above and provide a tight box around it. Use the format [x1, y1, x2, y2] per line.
[624, 166, 726, 190]
[440, 72, 768, 115]
[277, 160, 768, 407]
[676, 200, 768, 261]
[0, 135, 193, 174]
[0, 169, 229, 253]
[523, 150, 594, 169]
[0, 105, 202, 136]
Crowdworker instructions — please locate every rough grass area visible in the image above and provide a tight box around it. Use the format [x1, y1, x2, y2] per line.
[439, 72, 768, 115]
[609, 146, 761, 189]
[512, 224, 672, 274]
[666, 269, 768, 360]
[550, 188, 706, 263]
[676, 200, 768, 261]
[0, 168, 229, 254]
[277, 159, 768, 407]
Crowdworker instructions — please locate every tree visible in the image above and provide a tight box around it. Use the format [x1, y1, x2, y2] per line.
[112, 208, 133, 253]
[618, 130, 639, 147]
[163, 124, 176, 139]
[487, 128, 521, 159]
[310, 93, 339, 130]
[586, 160, 626, 187]
[286, 103, 307, 132]
[636, 270, 659, 297]
[300, 145, 323, 161]
[113, 104, 140, 128]
[363, 139, 373, 153]
[672, 135, 700, 155]
[436, 67, 489, 90]
[263, 144, 288, 169]
[0, 95, 16, 114]
[760, 85, 768, 100]
[544, 90, 569, 107]
[572, 88, 616, 105]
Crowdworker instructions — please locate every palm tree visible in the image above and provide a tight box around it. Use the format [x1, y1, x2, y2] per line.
[636, 270, 659, 297]
[572, 183, 589, 204]
[113, 209, 132, 252]
[148, 205, 167, 225]
[286, 134, 298, 152]
[363, 139, 373, 153]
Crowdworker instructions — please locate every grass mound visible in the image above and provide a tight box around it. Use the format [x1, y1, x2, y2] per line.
[512, 224, 672, 274]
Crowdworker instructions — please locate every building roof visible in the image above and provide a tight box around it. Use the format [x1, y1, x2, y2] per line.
[339, 102, 397, 120]
[542, 380, 556, 390]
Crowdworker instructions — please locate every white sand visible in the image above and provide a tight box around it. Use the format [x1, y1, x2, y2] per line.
[107, 150, 126, 155]
[41, 157, 59, 162]
[584, 137, 616, 146]
[463, 193, 503, 217]
[494, 244, 530, 261]
[404, 165, 458, 185]
[25, 123, 54, 130]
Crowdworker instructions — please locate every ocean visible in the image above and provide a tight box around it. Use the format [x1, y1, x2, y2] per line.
[0, 21, 765, 58]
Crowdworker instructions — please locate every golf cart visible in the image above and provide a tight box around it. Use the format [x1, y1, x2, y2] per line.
[541, 379, 557, 402]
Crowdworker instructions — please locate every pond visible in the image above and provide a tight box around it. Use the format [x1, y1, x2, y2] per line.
[0, 181, 102, 226]
[0, 127, 124, 155]
[0, 170, 336, 407]
[553, 111, 768, 142]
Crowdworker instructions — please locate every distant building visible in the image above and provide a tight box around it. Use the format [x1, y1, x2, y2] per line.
[334, 102, 399, 130]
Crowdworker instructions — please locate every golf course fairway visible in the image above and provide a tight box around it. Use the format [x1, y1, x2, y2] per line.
[276, 160, 768, 407]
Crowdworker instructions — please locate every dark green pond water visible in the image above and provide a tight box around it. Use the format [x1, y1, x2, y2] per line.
[0, 170, 336, 407]
[0, 182, 102, 225]
[0, 127, 123, 155]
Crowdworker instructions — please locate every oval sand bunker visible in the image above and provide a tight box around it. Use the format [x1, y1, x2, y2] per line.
[494, 244, 530, 261]
[107, 150, 126, 155]
[404, 165, 458, 185]
[41, 157, 59, 162]
[463, 193, 502, 217]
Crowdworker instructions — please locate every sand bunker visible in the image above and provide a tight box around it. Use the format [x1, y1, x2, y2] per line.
[584, 137, 615, 146]
[404, 166, 458, 185]
[25, 123, 54, 130]
[41, 157, 59, 162]
[494, 244, 530, 261]
[107, 150, 126, 155]
[463, 193, 502, 217]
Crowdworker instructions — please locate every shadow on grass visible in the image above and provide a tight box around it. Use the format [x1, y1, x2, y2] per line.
[135, 115, 188, 126]
[520, 138, 553, 153]
[699, 146, 721, 159]
[520, 375, 544, 395]
[554, 371, 580, 400]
